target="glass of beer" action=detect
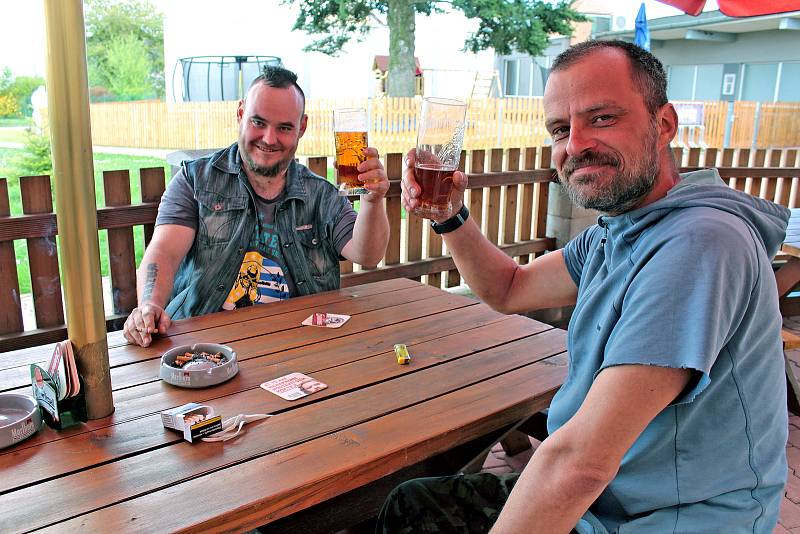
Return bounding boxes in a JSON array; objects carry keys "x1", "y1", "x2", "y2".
[
  {"x1": 412, "y1": 97, "x2": 467, "y2": 219},
  {"x1": 333, "y1": 108, "x2": 369, "y2": 195}
]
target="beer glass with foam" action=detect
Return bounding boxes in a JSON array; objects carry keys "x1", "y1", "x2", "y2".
[{"x1": 333, "y1": 108, "x2": 369, "y2": 195}]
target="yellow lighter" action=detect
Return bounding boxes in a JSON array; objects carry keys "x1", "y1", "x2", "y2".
[{"x1": 394, "y1": 343, "x2": 411, "y2": 365}]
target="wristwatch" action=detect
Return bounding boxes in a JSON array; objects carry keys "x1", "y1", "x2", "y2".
[{"x1": 431, "y1": 204, "x2": 469, "y2": 235}]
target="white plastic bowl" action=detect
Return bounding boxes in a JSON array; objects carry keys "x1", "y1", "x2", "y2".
[
  {"x1": 0, "y1": 393, "x2": 42, "y2": 449},
  {"x1": 159, "y1": 343, "x2": 239, "y2": 388}
]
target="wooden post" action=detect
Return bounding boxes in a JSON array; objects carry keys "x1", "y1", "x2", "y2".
[{"x1": 43, "y1": 0, "x2": 113, "y2": 419}]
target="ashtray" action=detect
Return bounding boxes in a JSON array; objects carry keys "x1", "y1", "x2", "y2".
[
  {"x1": 0, "y1": 393, "x2": 42, "y2": 449},
  {"x1": 159, "y1": 343, "x2": 239, "y2": 388}
]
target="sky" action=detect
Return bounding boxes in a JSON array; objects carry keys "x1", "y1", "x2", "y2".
[{"x1": 0, "y1": 0, "x2": 720, "y2": 79}]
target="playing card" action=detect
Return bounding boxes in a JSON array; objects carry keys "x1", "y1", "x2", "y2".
[
  {"x1": 260, "y1": 372, "x2": 328, "y2": 401},
  {"x1": 301, "y1": 313, "x2": 351, "y2": 328}
]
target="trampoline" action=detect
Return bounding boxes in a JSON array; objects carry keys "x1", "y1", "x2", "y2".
[{"x1": 173, "y1": 55, "x2": 282, "y2": 102}]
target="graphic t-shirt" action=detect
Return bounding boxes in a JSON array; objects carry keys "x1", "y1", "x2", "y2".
[
  {"x1": 156, "y1": 165, "x2": 359, "y2": 314},
  {"x1": 222, "y1": 194, "x2": 293, "y2": 309}
]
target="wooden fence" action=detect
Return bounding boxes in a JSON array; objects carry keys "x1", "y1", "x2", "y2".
[
  {"x1": 0, "y1": 146, "x2": 556, "y2": 353},
  {"x1": 3, "y1": 144, "x2": 799, "y2": 353},
  {"x1": 85, "y1": 98, "x2": 800, "y2": 155}
]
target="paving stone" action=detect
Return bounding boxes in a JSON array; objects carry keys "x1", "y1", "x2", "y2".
[
  {"x1": 482, "y1": 465, "x2": 514, "y2": 475},
  {"x1": 788, "y1": 447, "x2": 800, "y2": 471},
  {"x1": 781, "y1": 498, "x2": 800, "y2": 528},
  {"x1": 506, "y1": 449, "x2": 535, "y2": 473},
  {"x1": 786, "y1": 473, "x2": 800, "y2": 504},
  {"x1": 790, "y1": 428, "x2": 800, "y2": 448},
  {"x1": 482, "y1": 453, "x2": 509, "y2": 470}
]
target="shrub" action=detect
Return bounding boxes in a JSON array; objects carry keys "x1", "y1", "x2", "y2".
[
  {"x1": 13, "y1": 129, "x2": 52, "y2": 176},
  {"x1": 0, "y1": 94, "x2": 19, "y2": 118}
]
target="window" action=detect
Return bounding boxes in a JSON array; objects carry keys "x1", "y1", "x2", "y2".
[
  {"x1": 667, "y1": 65, "x2": 694, "y2": 100},
  {"x1": 694, "y1": 64, "x2": 724, "y2": 100},
  {"x1": 741, "y1": 63, "x2": 778, "y2": 102},
  {"x1": 504, "y1": 59, "x2": 519, "y2": 96},
  {"x1": 590, "y1": 15, "x2": 611, "y2": 35},
  {"x1": 722, "y1": 74, "x2": 736, "y2": 96},
  {"x1": 778, "y1": 62, "x2": 800, "y2": 102}
]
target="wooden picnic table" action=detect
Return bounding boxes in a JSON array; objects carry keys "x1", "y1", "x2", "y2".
[{"x1": 0, "y1": 278, "x2": 567, "y2": 533}]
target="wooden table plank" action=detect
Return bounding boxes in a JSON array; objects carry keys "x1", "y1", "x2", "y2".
[
  {"x1": 0, "y1": 281, "x2": 569, "y2": 533},
  {"x1": 0, "y1": 278, "x2": 420, "y2": 368},
  {"x1": 0, "y1": 327, "x2": 566, "y2": 531},
  {"x1": 0, "y1": 303, "x2": 517, "y2": 461},
  {"x1": 40, "y1": 354, "x2": 567, "y2": 533},
  {"x1": 1, "y1": 295, "x2": 489, "y2": 455},
  {"x1": 0, "y1": 313, "x2": 550, "y2": 491},
  {"x1": 0, "y1": 283, "x2": 464, "y2": 391}
]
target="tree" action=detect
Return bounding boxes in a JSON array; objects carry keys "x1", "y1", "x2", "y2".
[
  {"x1": 8, "y1": 76, "x2": 46, "y2": 116},
  {"x1": 84, "y1": 0, "x2": 164, "y2": 99},
  {"x1": 105, "y1": 35, "x2": 155, "y2": 100},
  {"x1": 0, "y1": 67, "x2": 12, "y2": 94},
  {"x1": 0, "y1": 68, "x2": 45, "y2": 118},
  {"x1": 285, "y1": 0, "x2": 585, "y2": 97}
]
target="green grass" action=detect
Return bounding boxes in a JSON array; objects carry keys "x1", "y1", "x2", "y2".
[
  {"x1": 1, "y1": 147, "x2": 170, "y2": 294},
  {"x1": 0, "y1": 127, "x2": 27, "y2": 144},
  {"x1": 0, "y1": 117, "x2": 33, "y2": 127}
]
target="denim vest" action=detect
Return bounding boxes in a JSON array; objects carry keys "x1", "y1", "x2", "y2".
[{"x1": 165, "y1": 144, "x2": 345, "y2": 320}]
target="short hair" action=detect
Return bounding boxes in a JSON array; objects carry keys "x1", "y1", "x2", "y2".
[
  {"x1": 248, "y1": 65, "x2": 306, "y2": 111},
  {"x1": 551, "y1": 40, "x2": 667, "y2": 115}
]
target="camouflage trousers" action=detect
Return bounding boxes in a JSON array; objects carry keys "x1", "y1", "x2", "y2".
[{"x1": 375, "y1": 472, "x2": 520, "y2": 534}]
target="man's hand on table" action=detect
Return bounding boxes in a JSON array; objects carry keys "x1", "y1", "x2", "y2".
[{"x1": 123, "y1": 303, "x2": 171, "y2": 347}]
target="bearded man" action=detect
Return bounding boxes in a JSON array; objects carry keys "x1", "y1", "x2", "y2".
[
  {"x1": 124, "y1": 66, "x2": 390, "y2": 347},
  {"x1": 384, "y1": 40, "x2": 789, "y2": 533}
]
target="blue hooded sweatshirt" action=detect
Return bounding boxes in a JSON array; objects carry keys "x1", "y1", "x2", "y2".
[{"x1": 555, "y1": 169, "x2": 789, "y2": 533}]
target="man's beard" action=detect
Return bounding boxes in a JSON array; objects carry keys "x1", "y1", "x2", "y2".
[
  {"x1": 558, "y1": 124, "x2": 660, "y2": 215},
  {"x1": 239, "y1": 141, "x2": 293, "y2": 178}
]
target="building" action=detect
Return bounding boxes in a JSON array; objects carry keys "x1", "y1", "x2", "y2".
[
  {"x1": 597, "y1": 10, "x2": 800, "y2": 103},
  {"x1": 495, "y1": 3, "x2": 800, "y2": 103},
  {"x1": 493, "y1": 0, "x2": 621, "y2": 97}
]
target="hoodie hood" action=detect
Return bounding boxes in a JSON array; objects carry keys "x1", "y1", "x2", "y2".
[{"x1": 598, "y1": 168, "x2": 790, "y2": 259}]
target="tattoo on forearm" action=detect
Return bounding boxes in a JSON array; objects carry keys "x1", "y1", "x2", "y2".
[{"x1": 142, "y1": 263, "x2": 158, "y2": 303}]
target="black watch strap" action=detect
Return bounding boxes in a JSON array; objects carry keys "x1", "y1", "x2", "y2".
[{"x1": 431, "y1": 204, "x2": 469, "y2": 235}]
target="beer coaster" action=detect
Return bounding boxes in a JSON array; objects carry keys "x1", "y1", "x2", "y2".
[
  {"x1": 260, "y1": 372, "x2": 328, "y2": 401},
  {"x1": 47, "y1": 343, "x2": 67, "y2": 401},
  {"x1": 301, "y1": 313, "x2": 350, "y2": 328}
]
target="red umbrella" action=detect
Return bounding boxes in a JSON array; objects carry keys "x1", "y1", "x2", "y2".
[{"x1": 657, "y1": 0, "x2": 800, "y2": 17}]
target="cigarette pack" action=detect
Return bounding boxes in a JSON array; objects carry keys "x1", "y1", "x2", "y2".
[{"x1": 161, "y1": 403, "x2": 223, "y2": 443}]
